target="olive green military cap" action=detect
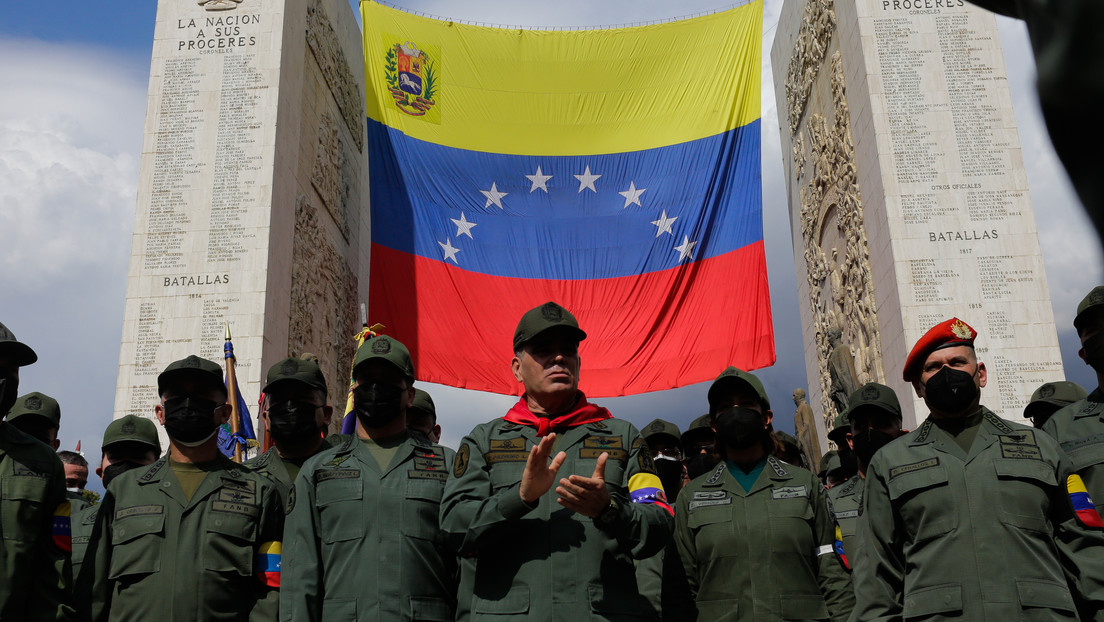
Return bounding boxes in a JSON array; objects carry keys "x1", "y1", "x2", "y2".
[
  {"x1": 0, "y1": 321, "x2": 37, "y2": 367},
  {"x1": 513, "y1": 302, "x2": 587, "y2": 350},
  {"x1": 157, "y1": 355, "x2": 225, "y2": 396},
  {"x1": 6, "y1": 392, "x2": 60, "y2": 426},
  {"x1": 681, "y1": 413, "x2": 714, "y2": 447},
  {"x1": 410, "y1": 388, "x2": 436, "y2": 418},
  {"x1": 818, "y1": 450, "x2": 840, "y2": 479},
  {"x1": 1025, "y1": 381, "x2": 1089, "y2": 420},
  {"x1": 774, "y1": 430, "x2": 800, "y2": 450},
  {"x1": 707, "y1": 367, "x2": 770, "y2": 413},
  {"x1": 845, "y1": 382, "x2": 902, "y2": 423},
  {"x1": 1074, "y1": 285, "x2": 1104, "y2": 335},
  {"x1": 352, "y1": 335, "x2": 415, "y2": 381},
  {"x1": 263, "y1": 357, "x2": 327, "y2": 395},
  {"x1": 827, "y1": 412, "x2": 850, "y2": 443},
  {"x1": 642, "y1": 418, "x2": 681, "y2": 445},
  {"x1": 103, "y1": 414, "x2": 161, "y2": 451}
]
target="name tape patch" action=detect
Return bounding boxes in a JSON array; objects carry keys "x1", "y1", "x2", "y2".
[{"x1": 889, "y1": 457, "x2": 940, "y2": 480}]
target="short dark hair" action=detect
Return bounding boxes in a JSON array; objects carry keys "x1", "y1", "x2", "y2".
[{"x1": 57, "y1": 450, "x2": 87, "y2": 468}]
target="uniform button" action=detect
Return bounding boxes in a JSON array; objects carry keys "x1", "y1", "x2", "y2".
[
  {"x1": 215, "y1": 519, "x2": 223, "y2": 527},
  {"x1": 1027, "y1": 589, "x2": 1035, "y2": 598},
  {"x1": 162, "y1": 482, "x2": 171, "y2": 488},
  {"x1": 944, "y1": 595, "x2": 951, "y2": 604}
]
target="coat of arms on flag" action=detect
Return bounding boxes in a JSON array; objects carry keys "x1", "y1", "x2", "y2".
[{"x1": 384, "y1": 40, "x2": 439, "y2": 120}]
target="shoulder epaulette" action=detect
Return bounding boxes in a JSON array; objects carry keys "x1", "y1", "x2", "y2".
[{"x1": 138, "y1": 458, "x2": 167, "y2": 483}]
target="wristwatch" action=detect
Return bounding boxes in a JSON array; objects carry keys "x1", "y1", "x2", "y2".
[{"x1": 594, "y1": 498, "x2": 621, "y2": 530}]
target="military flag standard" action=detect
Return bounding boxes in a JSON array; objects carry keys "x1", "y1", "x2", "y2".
[{"x1": 363, "y1": 1, "x2": 772, "y2": 396}]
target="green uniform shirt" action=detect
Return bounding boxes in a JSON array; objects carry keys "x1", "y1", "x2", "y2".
[
  {"x1": 675, "y1": 456, "x2": 854, "y2": 622},
  {"x1": 1041, "y1": 388, "x2": 1104, "y2": 514},
  {"x1": 280, "y1": 431, "x2": 457, "y2": 622},
  {"x1": 826, "y1": 474, "x2": 863, "y2": 571},
  {"x1": 79, "y1": 455, "x2": 284, "y2": 622},
  {"x1": 70, "y1": 504, "x2": 99, "y2": 585},
  {"x1": 440, "y1": 416, "x2": 673, "y2": 622},
  {"x1": 67, "y1": 490, "x2": 92, "y2": 513},
  {"x1": 0, "y1": 421, "x2": 73, "y2": 621},
  {"x1": 853, "y1": 408, "x2": 1104, "y2": 621},
  {"x1": 243, "y1": 434, "x2": 348, "y2": 504}
]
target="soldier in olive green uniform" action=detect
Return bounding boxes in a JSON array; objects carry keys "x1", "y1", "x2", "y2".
[
  {"x1": 245, "y1": 357, "x2": 341, "y2": 503},
  {"x1": 682, "y1": 413, "x2": 718, "y2": 481},
  {"x1": 281, "y1": 335, "x2": 456, "y2": 622},
  {"x1": 80, "y1": 355, "x2": 284, "y2": 622},
  {"x1": 440, "y1": 302, "x2": 673, "y2": 621},
  {"x1": 854, "y1": 318, "x2": 1104, "y2": 620},
  {"x1": 826, "y1": 383, "x2": 904, "y2": 573},
  {"x1": 1026, "y1": 381, "x2": 1087, "y2": 430},
  {"x1": 70, "y1": 414, "x2": 162, "y2": 583},
  {"x1": 7, "y1": 390, "x2": 62, "y2": 450},
  {"x1": 408, "y1": 388, "x2": 444, "y2": 445},
  {"x1": 1042, "y1": 287, "x2": 1104, "y2": 515},
  {"x1": 675, "y1": 367, "x2": 853, "y2": 622},
  {"x1": 0, "y1": 322, "x2": 74, "y2": 621}
]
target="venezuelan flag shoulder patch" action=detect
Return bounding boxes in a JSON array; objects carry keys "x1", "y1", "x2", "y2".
[
  {"x1": 1068, "y1": 474, "x2": 1104, "y2": 528},
  {"x1": 833, "y1": 524, "x2": 850, "y2": 571},
  {"x1": 628, "y1": 472, "x2": 674, "y2": 516},
  {"x1": 52, "y1": 501, "x2": 72, "y2": 553},
  {"x1": 256, "y1": 541, "x2": 281, "y2": 587}
]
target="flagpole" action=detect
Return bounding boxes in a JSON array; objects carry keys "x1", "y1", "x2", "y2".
[{"x1": 224, "y1": 322, "x2": 243, "y2": 463}]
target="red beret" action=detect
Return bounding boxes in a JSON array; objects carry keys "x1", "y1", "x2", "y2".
[{"x1": 903, "y1": 318, "x2": 977, "y2": 382}]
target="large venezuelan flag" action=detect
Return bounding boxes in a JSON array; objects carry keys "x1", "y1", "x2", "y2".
[{"x1": 363, "y1": 1, "x2": 772, "y2": 397}]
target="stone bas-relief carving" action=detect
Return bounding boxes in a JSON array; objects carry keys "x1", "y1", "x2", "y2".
[
  {"x1": 199, "y1": 0, "x2": 242, "y2": 10},
  {"x1": 788, "y1": 11, "x2": 885, "y2": 429},
  {"x1": 289, "y1": 194, "x2": 359, "y2": 434},
  {"x1": 311, "y1": 113, "x2": 351, "y2": 240},
  {"x1": 307, "y1": 0, "x2": 365, "y2": 151},
  {"x1": 792, "y1": 389, "x2": 823, "y2": 469}
]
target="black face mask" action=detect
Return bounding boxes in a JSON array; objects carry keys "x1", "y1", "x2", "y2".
[
  {"x1": 714, "y1": 407, "x2": 766, "y2": 451},
  {"x1": 653, "y1": 456, "x2": 684, "y2": 503},
  {"x1": 102, "y1": 461, "x2": 147, "y2": 488},
  {"x1": 353, "y1": 382, "x2": 405, "y2": 428},
  {"x1": 1083, "y1": 332, "x2": 1104, "y2": 373},
  {"x1": 267, "y1": 400, "x2": 321, "y2": 443},
  {"x1": 852, "y1": 429, "x2": 896, "y2": 467},
  {"x1": 0, "y1": 374, "x2": 18, "y2": 420},
  {"x1": 163, "y1": 396, "x2": 220, "y2": 445},
  {"x1": 685, "y1": 452, "x2": 718, "y2": 480},
  {"x1": 923, "y1": 366, "x2": 979, "y2": 415}
]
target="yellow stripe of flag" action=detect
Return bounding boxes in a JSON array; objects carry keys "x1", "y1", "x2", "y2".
[{"x1": 362, "y1": 1, "x2": 763, "y2": 155}]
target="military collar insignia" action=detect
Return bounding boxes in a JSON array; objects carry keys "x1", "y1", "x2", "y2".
[
  {"x1": 984, "y1": 411, "x2": 1013, "y2": 434},
  {"x1": 767, "y1": 456, "x2": 788, "y2": 478},
  {"x1": 838, "y1": 476, "x2": 858, "y2": 495},
  {"x1": 587, "y1": 420, "x2": 608, "y2": 431},
  {"x1": 912, "y1": 420, "x2": 934, "y2": 443},
  {"x1": 500, "y1": 422, "x2": 522, "y2": 432},
  {"x1": 138, "y1": 459, "x2": 167, "y2": 484},
  {"x1": 703, "y1": 462, "x2": 726, "y2": 486}
]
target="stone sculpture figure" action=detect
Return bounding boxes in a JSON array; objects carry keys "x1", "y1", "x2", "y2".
[
  {"x1": 792, "y1": 388, "x2": 823, "y2": 470},
  {"x1": 827, "y1": 326, "x2": 859, "y2": 416}
]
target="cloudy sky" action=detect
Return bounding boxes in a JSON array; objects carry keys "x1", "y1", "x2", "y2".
[{"x1": 0, "y1": 1, "x2": 1100, "y2": 484}]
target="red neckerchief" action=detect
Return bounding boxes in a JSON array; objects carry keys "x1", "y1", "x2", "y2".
[{"x1": 502, "y1": 393, "x2": 612, "y2": 437}]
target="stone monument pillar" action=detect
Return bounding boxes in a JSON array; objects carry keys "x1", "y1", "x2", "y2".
[
  {"x1": 771, "y1": 0, "x2": 1064, "y2": 435},
  {"x1": 113, "y1": 0, "x2": 368, "y2": 444}
]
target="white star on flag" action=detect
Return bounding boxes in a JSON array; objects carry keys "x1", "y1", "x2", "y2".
[
  {"x1": 451, "y1": 212, "x2": 477, "y2": 238},
  {"x1": 438, "y1": 238, "x2": 460, "y2": 264},
  {"x1": 673, "y1": 235, "x2": 698, "y2": 262},
  {"x1": 574, "y1": 166, "x2": 601, "y2": 193},
  {"x1": 619, "y1": 181, "x2": 646, "y2": 208},
  {"x1": 650, "y1": 210, "x2": 677, "y2": 237},
  {"x1": 481, "y1": 182, "x2": 508, "y2": 208},
  {"x1": 526, "y1": 166, "x2": 552, "y2": 193}
]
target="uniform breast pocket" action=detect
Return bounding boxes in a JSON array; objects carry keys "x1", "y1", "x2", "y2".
[
  {"x1": 1, "y1": 475, "x2": 49, "y2": 541},
  {"x1": 488, "y1": 462, "x2": 526, "y2": 493},
  {"x1": 994, "y1": 459, "x2": 1055, "y2": 532},
  {"x1": 402, "y1": 478, "x2": 444, "y2": 541},
  {"x1": 317, "y1": 479, "x2": 364, "y2": 543},
  {"x1": 767, "y1": 497, "x2": 815, "y2": 554},
  {"x1": 687, "y1": 503, "x2": 734, "y2": 559},
  {"x1": 205, "y1": 510, "x2": 257, "y2": 575},
  {"x1": 887, "y1": 465, "x2": 955, "y2": 543},
  {"x1": 109, "y1": 511, "x2": 165, "y2": 580}
]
